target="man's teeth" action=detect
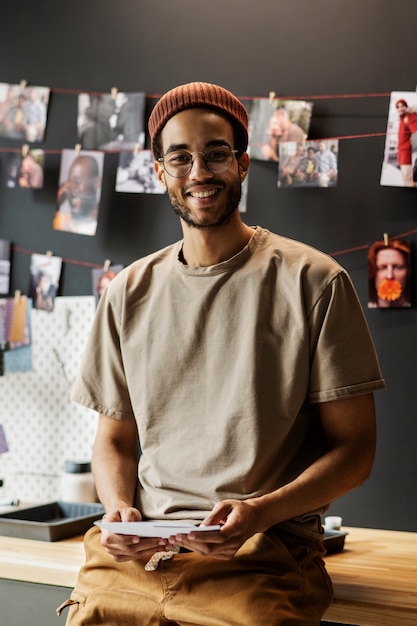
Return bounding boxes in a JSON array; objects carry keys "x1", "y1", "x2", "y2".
[{"x1": 190, "y1": 189, "x2": 217, "y2": 198}]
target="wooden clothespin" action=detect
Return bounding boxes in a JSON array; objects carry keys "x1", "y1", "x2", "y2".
[
  {"x1": 383, "y1": 233, "x2": 389, "y2": 246},
  {"x1": 46, "y1": 250, "x2": 53, "y2": 258},
  {"x1": 111, "y1": 87, "x2": 118, "y2": 100},
  {"x1": 21, "y1": 144, "x2": 30, "y2": 157},
  {"x1": 19, "y1": 79, "x2": 27, "y2": 93},
  {"x1": 103, "y1": 259, "x2": 111, "y2": 272},
  {"x1": 269, "y1": 91, "x2": 276, "y2": 104},
  {"x1": 14, "y1": 289, "x2": 21, "y2": 303},
  {"x1": 134, "y1": 143, "x2": 140, "y2": 155},
  {"x1": 74, "y1": 143, "x2": 81, "y2": 154}
]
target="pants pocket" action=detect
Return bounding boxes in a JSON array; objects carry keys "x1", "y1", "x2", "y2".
[{"x1": 56, "y1": 590, "x2": 87, "y2": 620}]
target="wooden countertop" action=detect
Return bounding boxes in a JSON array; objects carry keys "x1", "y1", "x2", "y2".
[
  {"x1": 323, "y1": 526, "x2": 417, "y2": 625},
  {"x1": 0, "y1": 533, "x2": 85, "y2": 587},
  {"x1": 0, "y1": 525, "x2": 416, "y2": 624}
]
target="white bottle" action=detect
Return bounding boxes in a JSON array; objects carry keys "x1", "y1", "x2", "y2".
[{"x1": 60, "y1": 460, "x2": 97, "y2": 503}]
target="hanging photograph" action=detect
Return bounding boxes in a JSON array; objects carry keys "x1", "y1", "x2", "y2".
[
  {"x1": 78, "y1": 91, "x2": 145, "y2": 151},
  {"x1": 0, "y1": 295, "x2": 31, "y2": 348},
  {"x1": 116, "y1": 149, "x2": 164, "y2": 193},
  {"x1": 248, "y1": 97, "x2": 313, "y2": 162},
  {"x1": 54, "y1": 149, "x2": 104, "y2": 236},
  {"x1": 0, "y1": 240, "x2": 11, "y2": 295},
  {"x1": 28, "y1": 253, "x2": 62, "y2": 312},
  {"x1": 5, "y1": 148, "x2": 45, "y2": 189},
  {"x1": 92, "y1": 264, "x2": 123, "y2": 307},
  {"x1": 278, "y1": 140, "x2": 338, "y2": 188},
  {"x1": 0, "y1": 82, "x2": 50, "y2": 142},
  {"x1": 380, "y1": 91, "x2": 417, "y2": 188},
  {"x1": 368, "y1": 238, "x2": 412, "y2": 308},
  {"x1": 0, "y1": 296, "x2": 33, "y2": 374}
]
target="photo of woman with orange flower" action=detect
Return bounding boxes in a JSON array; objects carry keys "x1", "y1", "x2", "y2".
[{"x1": 368, "y1": 238, "x2": 412, "y2": 308}]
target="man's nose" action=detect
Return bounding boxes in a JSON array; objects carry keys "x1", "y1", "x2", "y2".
[{"x1": 188, "y1": 154, "x2": 213, "y2": 179}]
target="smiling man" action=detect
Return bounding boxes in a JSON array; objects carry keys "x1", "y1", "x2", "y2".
[{"x1": 61, "y1": 82, "x2": 385, "y2": 625}]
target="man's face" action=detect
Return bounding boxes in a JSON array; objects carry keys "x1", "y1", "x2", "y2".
[
  {"x1": 155, "y1": 108, "x2": 248, "y2": 230},
  {"x1": 67, "y1": 160, "x2": 98, "y2": 218},
  {"x1": 375, "y1": 248, "x2": 408, "y2": 290},
  {"x1": 20, "y1": 156, "x2": 33, "y2": 176},
  {"x1": 268, "y1": 109, "x2": 289, "y2": 136},
  {"x1": 396, "y1": 102, "x2": 407, "y2": 117}
]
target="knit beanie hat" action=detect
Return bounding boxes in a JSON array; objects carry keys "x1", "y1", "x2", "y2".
[{"x1": 148, "y1": 82, "x2": 248, "y2": 154}]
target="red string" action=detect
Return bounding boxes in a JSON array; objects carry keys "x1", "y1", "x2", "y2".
[
  {"x1": 12, "y1": 226, "x2": 417, "y2": 273},
  {"x1": 3, "y1": 86, "x2": 413, "y2": 273},
  {"x1": 50, "y1": 86, "x2": 391, "y2": 101},
  {"x1": 12, "y1": 245, "x2": 103, "y2": 269},
  {"x1": 329, "y1": 229, "x2": 417, "y2": 257}
]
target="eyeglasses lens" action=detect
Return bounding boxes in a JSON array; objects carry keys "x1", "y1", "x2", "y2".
[{"x1": 162, "y1": 146, "x2": 235, "y2": 177}]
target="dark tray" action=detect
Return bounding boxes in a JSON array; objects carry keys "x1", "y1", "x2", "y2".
[
  {"x1": 0, "y1": 501, "x2": 104, "y2": 542},
  {"x1": 323, "y1": 529, "x2": 348, "y2": 554}
]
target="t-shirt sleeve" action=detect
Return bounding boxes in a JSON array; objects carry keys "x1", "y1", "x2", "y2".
[
  {"x1": 308, "y1": 270, "x2": 385, "y2": 403},
  {"x1": 71, "y1": 281, "x2": 135, "y2": 420}
]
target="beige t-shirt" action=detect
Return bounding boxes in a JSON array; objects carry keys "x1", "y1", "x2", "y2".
[{"x1": 72, "y1": 227, "x2": 384, "y2": 524}]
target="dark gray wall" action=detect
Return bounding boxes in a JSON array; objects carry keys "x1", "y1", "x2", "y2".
[{"x1": 0, "y1": 1, "x2": 416, "y2": 531}]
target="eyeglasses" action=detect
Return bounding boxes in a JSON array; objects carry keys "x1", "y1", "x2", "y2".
[{"x1": 158, "y1": 145, "x2": 238, "y2": 178}]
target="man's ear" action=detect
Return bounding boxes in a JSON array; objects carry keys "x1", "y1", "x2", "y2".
[
  {"x1": 154, "y1": 160, "x2": 167, "y2": 190},
  {"x1": 238, "y1": 152, "x2": 250, "y2": 183}
]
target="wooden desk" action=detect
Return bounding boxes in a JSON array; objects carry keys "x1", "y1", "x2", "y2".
[
  {"x1": 0, "y1": 526, "x2": 416, "y2": 625},
  {"x1": 323, "y1": 526, "x2": 417, "y2": 625},
  {"x1": 0, "y1": 533, "x2": 84, "y2": 587}
]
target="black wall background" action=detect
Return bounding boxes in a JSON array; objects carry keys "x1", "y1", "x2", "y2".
[{"x1": 0, "y1": 1, "x2": 416, "y2": 531}]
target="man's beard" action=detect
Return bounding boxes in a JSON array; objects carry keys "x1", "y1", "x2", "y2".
[{"x1": 167, "y1": 179, "x2": 242, "y2": 229}]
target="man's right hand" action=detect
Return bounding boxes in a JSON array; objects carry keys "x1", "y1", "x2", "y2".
[{"x1": 99, "y1": 507, "x2": 169, "y2": 562}]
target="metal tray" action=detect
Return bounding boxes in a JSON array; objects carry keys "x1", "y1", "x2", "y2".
[
  {"x1": 0, "y1": 501, "x2": 104, "y2": 542},
  {"x1": 323, "y1": 529, "x2": 348, "y2": 554}
]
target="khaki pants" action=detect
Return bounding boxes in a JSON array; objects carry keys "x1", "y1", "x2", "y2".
[{"x1": 58, "y1": 525, "x2": 332, "y2": 625}]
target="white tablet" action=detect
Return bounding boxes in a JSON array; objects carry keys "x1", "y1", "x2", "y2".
[{"x1": 95, "y1": 520, "x2": 221, "y2": 538}]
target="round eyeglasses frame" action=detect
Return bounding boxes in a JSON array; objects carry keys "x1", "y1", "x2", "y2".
[{"x1": 158, "y1": 145, "x2": 238, "y2": 178}]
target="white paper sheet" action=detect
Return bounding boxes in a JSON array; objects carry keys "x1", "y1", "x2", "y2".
[{"x1": 95, "y1": 521, "x2": 221, "y2": 538}]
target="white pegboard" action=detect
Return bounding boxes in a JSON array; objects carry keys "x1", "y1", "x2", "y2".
[{"x1": 0, "y1": 296, "x2": 98, "y2": 503}]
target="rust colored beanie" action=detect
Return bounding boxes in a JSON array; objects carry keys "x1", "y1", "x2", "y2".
[{"x1": 148, "y1": 82, "x2": 248, "y2": 154}]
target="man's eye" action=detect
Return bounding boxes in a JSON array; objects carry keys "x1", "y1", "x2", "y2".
[
  {"x1": 169, "y1": 153, "x2": 190, "y2": 164},
  {"x1": 207, "y1": 150, "x2": 228, "y2": 162}
]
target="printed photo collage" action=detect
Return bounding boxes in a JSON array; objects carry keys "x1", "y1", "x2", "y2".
[{"x1": 0, "y1": 83, "x2": 415, "y2": 319}]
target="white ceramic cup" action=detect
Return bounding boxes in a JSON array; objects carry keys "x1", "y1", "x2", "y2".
[{"x1": 324, "y1": 515, "x2": 343, "y2": 530}]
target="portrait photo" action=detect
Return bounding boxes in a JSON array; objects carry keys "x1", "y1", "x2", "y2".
[
  {"x1": 54, "y1": 149, "x2": 104, "y2": 236},
  {"x1": 278, "y1": 140, "x2": 339, "y2": 188},
  {"x1": 368, "y1": 238, "x2": 412, "y2": 308},
  {"x1": 116, "y1": 149, "x2": 164, "y2": 194},
  {"x1": 380, "y1": 91, "x2": 417, "y2": 188},
  {"x1": 249, "y1": 97, "x2": 313, "y2": 162},
  {"x1": 0, "y1": 82, "x2": 50, "y2": 142},
  {"x1": 28, "y1": 253, "x2": 62, "y2": 312},
  {"x1": 0, "y1": 240, "x2": 11, "y2": 295},
  {"x1": 5, "y1": 148, "x2": 45, "y2": 189},
  {"x1": 92, "y1": 264, "x2": 123, "y2": 307},
  {"x1": 78, "y1": 91, "x2": 145, "y2": 151}
]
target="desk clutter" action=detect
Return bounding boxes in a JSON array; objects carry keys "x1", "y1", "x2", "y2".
[{"x1": 0, "y1": 501, "x2": 104, "y2": 542}]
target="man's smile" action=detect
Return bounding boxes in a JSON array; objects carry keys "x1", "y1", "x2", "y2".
[{"x1": 188, "y1": 187, "x2": 220, "y2": 199}]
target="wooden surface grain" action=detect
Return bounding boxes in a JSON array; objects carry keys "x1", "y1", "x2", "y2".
[{"x1": 0, "y1": 525, "x2": 416, "y2": 624}]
